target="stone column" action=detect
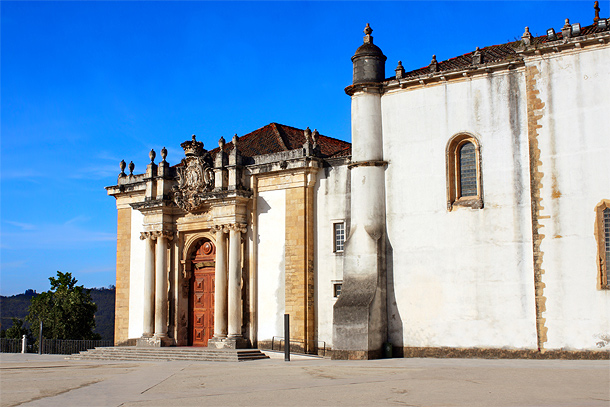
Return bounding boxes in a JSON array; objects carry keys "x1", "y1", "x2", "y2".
[
  {"x1": 154, "y1": 232, "x2": 170, "y2": 338},
  {"x1": 213, "y1": 226, "x2": 228, "y2": 338},
  {"x1": 141, "y1": 232, "x2": 155, "y2": 337},
  {"x1": 227, "y1": 224, "x2": 246, "y2": 338}
]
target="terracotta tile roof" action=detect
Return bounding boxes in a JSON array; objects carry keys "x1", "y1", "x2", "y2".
[
  {"x1": 393, "y1": 20, "x2": 609, "y2": 80},
  {"x1": 400, "y1": 43, "x2": 520, "y2": 79},
  {"x1": 327, "y1": 146, "x2": 352, "y2": 158},
  {"x1": 209, "y1": 123, "x2": 351, "y2": 159}
]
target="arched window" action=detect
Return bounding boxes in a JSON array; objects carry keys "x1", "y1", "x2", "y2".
[
  {"x1": 446, "y1": 134, "x2": 483, "y2": 211},
  {"x1": 595, "y1": 200, "x2": 610, "y2": 289}
]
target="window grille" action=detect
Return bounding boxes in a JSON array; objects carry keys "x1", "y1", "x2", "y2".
[
  {"x1": 596, "y1": 202, "x2": 610, "y2": 289},
  {"x1": 459, "y1": 142, "x2": 477, "y2": 197},
  {"x1": 334, "y1": 223, "x2": 345, "y2": 252},
  {"x1": 605, "y1": 208, "x2": 610, "y2": 273}
]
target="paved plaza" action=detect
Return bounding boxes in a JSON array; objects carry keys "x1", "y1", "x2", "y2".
[{"x1": 1, "y1": 352, "x2": 608, "y2": 407}]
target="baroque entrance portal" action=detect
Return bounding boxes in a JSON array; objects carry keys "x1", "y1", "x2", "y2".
[{"x1": 188, "y1": 239, "x2": 215, "y2": 346}]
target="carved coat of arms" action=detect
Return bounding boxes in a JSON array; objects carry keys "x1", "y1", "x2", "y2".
[{"x1": 172, "y1": 135, "x2": 215, "y2": 212}]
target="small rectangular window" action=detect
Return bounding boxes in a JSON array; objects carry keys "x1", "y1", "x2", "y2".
[
  {"x1": 334, "y1": 222, "x2": 345, "y2": 252},
  {"x1": 604, "y1": 208, "x2": 610, "y2": 286},
  {"x1": 595, "y1": 201, "x2": 610, "y2": 289},
  {"x1": 333, "y1": 283, "x2": 342, "y2": 298}
]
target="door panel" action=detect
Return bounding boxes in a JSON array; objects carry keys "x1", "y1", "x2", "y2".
[
  {"x1": 190, "y1": 269, "x2": 214, "y2": 346},
  {"x1": 188, "y1": 240, "x2": 216, "y2": 347}
]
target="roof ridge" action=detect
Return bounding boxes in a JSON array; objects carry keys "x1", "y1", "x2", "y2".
[
  {"x1": 269, "y1": 122, "x2": 304, "y2": 132},
  {"x1": 273, "y1": 122, "x2": 351, "y2": 145},
  {"x1": 270, "y1": 123, "x2": 289, "y2": 150}
]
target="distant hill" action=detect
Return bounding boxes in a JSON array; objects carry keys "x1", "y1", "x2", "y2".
[{"x1": 0, "y1": 287, "x2": 115, "y2": 342}]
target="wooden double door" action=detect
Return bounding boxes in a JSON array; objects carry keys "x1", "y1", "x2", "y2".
[{"x1": 188, "y1": 240, "x2": 215, "y2": 347}]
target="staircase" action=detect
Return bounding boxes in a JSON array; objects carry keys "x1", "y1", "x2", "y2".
[{"x1": 69, "y1": 346, "x2": 269, "y2": 362}]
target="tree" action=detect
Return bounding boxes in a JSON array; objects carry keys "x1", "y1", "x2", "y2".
[
  {"x1": 26, "y1": 271, "x2": 100, "y2": 341},
  {"x1": 1, "y1": 318, "x2": 33, "y2": 342}
]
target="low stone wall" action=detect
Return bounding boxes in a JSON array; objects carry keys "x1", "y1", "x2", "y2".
[
  {"x1": 398, "y1": 346, "x2": 610, "y2": 360},
  {"x1": 258, "y1": 340, "x2": 328, "y2": 356}
]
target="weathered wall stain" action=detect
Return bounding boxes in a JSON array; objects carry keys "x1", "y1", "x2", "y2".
[{"x1": 526, "y1": 64, "x2": 548, "y2": 351}]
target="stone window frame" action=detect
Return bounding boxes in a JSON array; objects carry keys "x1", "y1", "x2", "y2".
[
  {"x1": 594, "y1": 199, "x2": 610, "y2": 290},
  {"x1": 333, "y1": 221, "x2": 346, "y2": 253},
  {"x1": 332, "y1": 281, "x2": 343, "y2": 298},
  {"x1": 446, "y1": 133, "x2": 484, "y2": 211}
]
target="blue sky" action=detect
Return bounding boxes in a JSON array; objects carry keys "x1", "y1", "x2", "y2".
[{"x1": 0, "y1": 1, "x2": 601, "y2": 296}]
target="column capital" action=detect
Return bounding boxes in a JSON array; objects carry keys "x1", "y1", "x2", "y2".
[
  {"x1": 227, "y1": 223, "x2": 247, "y2": 234},
  {"x1": 211, "y1": 223, "x2": 247, "y2": 234},
  {"x1": 141, "y1": 230, "x2": 174, "y2": 241},
  {"x1": 153, "y1": 230, "x2": 174, "y2": 241},
  {"x1": 140, "y1": 231, "x2": 154, "y2": 240},
  {"x1": 211, "y1": 224, "x2": 229, "y2": 235}
]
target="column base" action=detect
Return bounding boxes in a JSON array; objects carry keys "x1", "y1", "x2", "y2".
[
  {"x1": 136, "y1": 336, "x2": 175, "y2": 347},
  {"x1": 208, "y1": 336, "x2": 249, "y2": 349}
]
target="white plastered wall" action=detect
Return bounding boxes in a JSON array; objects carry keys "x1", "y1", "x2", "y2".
[
  {"x1": 381, "y1": 70, "x2": 537, "y2": 349},
  {"x1": 314, "y1": 163, "x2": 349, "y2": 348},
  {"x1": 256, "y1": 189, "x2": 286, "y2": 342},
  {"x1": 128, "y1": 209, "x2": 145, "y2": 339},
  {"x1": 530, "y1": 45, "x2": 610, "y2": 350}
]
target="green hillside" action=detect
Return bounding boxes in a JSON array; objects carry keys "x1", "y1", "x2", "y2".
[{"x1": 0, "y1": 287, "x2": 115, "y2": 342}]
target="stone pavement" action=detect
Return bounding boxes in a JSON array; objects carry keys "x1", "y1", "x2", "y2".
[{"x1": 1, "y1": 352, "x2": 608, "y2": 407}]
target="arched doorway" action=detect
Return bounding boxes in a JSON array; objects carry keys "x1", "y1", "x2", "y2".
[{"x1": 188, "y1": 239, "x2": 215, "y2": 346}]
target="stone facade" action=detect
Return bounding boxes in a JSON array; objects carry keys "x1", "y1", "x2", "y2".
[{"x1": 107, "y1": 9, "x2": 610, "y2": 358}]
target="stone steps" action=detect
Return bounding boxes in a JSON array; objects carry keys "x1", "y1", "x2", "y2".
[{"x1": 68, "y1": 346, "x2": 269, "y2": 362}]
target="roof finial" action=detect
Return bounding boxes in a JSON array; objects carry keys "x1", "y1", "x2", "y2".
[
  {"x1": 312, "y1": 129, "x2": 319, "y2": 150},
  {"x1": 429, "y1": 55, "x2": 438, "y2": 73},
  {"x1": 594, "y1": 1, "x2": 600, "y2": 23},
  {"x1": 562, "y1": 18, "x2": 572, "y2": 39},
  {"x1": 522, "y1": 26, "x2": 533, "y2": 46},
  {"x1": 363, "y1": 23, "x2": 373, "y2": 44},
  {"x1": 119, "y1": 159, "x2": 126, "y2": 177},
  {"x1": 395, "y1": 61, "x2": 405, "y2": 79},
  {"x1": 304, "y1": 127, "x2": 312, "y2": 142},
  {"x1": 473, "y1": 47, "x2": 482, "y2": 65}
]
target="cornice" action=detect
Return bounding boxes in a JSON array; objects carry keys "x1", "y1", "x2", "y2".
[
  {"x1": 517, "y1": 30, "x2": 610, "y2": 58},
  {"x1": 106, "y1": 181, "x2": 147, "y2": 196},
  {"x1": 247, "y1": 155, "x2": 323, "y2": 175},
  {"x1": 383, "y1": 59, "x2": 524, "y2": 93},
  {"x1": 345, "y1": 82, "x2": 383, "y2": 96}
]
